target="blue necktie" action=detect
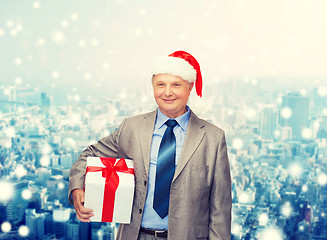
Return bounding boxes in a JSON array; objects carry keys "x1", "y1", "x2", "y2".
[{"x1": 153, "y1": 119, "x2": 178, "y2": 219}]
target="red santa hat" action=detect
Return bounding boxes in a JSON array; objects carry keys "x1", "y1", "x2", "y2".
[{"x1": 151, "y1": 50, "x2": 203, "y2": 97}]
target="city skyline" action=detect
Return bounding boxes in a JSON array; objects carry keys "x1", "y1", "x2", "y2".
[
  {"x1": 1, "y1": 76, "x2": 327, "y2": 239},
  {"x1": 1, "y1": 0, "x2": 327, "y2": 99}
]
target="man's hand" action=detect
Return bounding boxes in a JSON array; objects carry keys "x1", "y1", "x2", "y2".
[{"x1": 72, "y1": 189, "x2": 94, "y2": 222}]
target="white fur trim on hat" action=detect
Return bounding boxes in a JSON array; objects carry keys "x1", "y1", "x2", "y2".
[{"x1": 151, "y1": 56, "x2": 197, "y2": 83}]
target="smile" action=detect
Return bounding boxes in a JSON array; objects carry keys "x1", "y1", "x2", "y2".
[{"x1": 163, "y1": 99, "x2": 176, "y2": 103}]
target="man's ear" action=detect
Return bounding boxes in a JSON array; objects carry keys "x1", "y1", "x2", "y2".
[{"x1": 189, "y1": 82, "x2": 194, "y2": 91}]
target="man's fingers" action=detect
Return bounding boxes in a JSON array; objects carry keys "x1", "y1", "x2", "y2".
[
  {"x1": 75, "y1": 204, "x2": 94, "y2": 218},
  {"x1": 80, "y1": 192, "x2": 85, "y2": 204},
  {"x1": 75, "y1": 206, "x2": 94, "y2": 222},
  {"x1": 72, "y1": 189, "x2": 94, "y2": 222},
  {"x1": 76, "y1": 211, "x2": 94, "y2": 221},
  {"x1": 76, "y1": 213, "x2": 92, "y2": 222},
  {"x1": 72, "y1": 189, "x2": 92, "y2": 210}
]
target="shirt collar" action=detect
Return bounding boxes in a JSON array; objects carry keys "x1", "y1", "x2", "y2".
[{"x1": 156, "y1": 106, "x2": 191, "y2": 132}]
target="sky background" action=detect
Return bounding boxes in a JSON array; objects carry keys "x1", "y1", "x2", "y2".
[{"x1": 1, "y1": 0, "x2": 327, "y2": 103}]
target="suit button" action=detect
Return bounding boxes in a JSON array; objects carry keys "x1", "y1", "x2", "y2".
[
  {"x1": 144, "y1": 181, "x2": 147, "y2": 186},
  {"x1": 139, "y1": 209, "x2": 142, "y2": 214}
]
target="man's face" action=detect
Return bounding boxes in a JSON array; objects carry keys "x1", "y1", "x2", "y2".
[{"x1": 152, "y1": 73, "x2": 193, "y2": 118}]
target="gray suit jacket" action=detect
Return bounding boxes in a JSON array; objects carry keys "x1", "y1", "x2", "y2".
[{"x1": 69, "y1": 109, "x2": 231, "y2": 240}]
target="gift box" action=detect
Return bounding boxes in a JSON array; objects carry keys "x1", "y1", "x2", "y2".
[{"x1": 84, "y1": 157, "x2": 134, "y2": 223}]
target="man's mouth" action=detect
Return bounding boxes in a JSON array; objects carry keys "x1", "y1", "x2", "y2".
[{"x1": 163, "y1": 99, "x2": 176, "y2": 103}]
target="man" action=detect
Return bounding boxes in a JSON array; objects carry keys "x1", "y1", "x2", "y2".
[{"x1": 69, "y1": 51, "x2": 232, "y2": 239}]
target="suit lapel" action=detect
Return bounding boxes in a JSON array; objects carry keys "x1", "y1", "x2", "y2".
[
  {"x1": 173, "y1": 110, "x2": 205, "y2": 182},
  {"x1": 138, "y1": 109, "x2": 157, "y2": 176}
]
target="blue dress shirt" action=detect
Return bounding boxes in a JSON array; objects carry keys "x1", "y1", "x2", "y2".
[{"x1": 140, "y1": 106, "x2": 191, "y2": 230}]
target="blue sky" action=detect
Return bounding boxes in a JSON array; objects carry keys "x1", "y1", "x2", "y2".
[{"x1": 1, "y1": 0, "x2": 327, "y2": 101}]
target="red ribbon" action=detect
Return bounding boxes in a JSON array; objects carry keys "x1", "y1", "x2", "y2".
[{"x1": 86, "y1": 157, "x2": 134, "y2": 222}]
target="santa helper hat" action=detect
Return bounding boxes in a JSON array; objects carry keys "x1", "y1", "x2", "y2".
[{"x1": 151, "y1": 50, "x2": 203, "y2": 97}]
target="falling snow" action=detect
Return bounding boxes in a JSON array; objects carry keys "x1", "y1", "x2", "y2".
[
  {"x1": 1, "y1": 1, "x2": 327, "y2": 239},
  {"x1": 0, "y1": 181, "x2": 14, "y2": 202},
  {"x1": 281, "y1": 107, "x2": 292, "y2": 119},
  {"x1": 1, "y1": 222, "x2": 12, "y2": 233},
  {"x1": 18, "y1": 226, "x2": 29, "y2": 237}
]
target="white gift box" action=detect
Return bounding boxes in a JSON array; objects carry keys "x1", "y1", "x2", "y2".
[{"x1": 84, "y1": 157, "x2": 134, "y2": 223}]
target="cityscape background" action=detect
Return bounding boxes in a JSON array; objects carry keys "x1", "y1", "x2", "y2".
[{"x1": 1, "y1": 0, "x2": 327, "y2": 239}]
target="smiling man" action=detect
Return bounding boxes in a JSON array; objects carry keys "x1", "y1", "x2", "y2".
[
  {"x1": 69, "y1": 50, "x2": 232, "y2": 240},
  {"x1": 152, "y1": 73, "x2": 193, "y2": 119}
]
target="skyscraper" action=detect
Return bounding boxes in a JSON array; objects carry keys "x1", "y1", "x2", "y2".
[
  {"x1": 5, "y1": 181, "x2": 29, "y2": 226},
  {"x1": 25, "y1": 209, "x2": 45, "y2": 240},
  {"x1": 41, "y1": 92, "x2": 51, "y2": 114},
  {"x1": 279, "y1": 92, "x2": 309, "y2": 139},
  {"x1": 67, "y1": 218, "x2": 79, "y2": 240},
  {"x1": 260, "y1": 108, "x2": 278, "y2": 139}
]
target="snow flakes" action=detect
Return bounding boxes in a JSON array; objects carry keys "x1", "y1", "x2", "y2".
[
  {"x1": 139, "y1": 8, "x2": 147, "y2": 16},
  {"x1": 97, "y1": 229, "x2": 104, "y2": 237},
  {"x1": 84, "y1": 73, "x2": 91, "y2": 80},
  {"x1": 61, "y1": 20, "x2": 68, "y2": 28},
  {"x1": 14, "y1": 165, "x2": 27, "y2": 178},
  {"x1": 51, "y1": 30, "x2": 66, "y2": 45},
  {"x1": 317, "y1": 173, "x2": 327, "y2": 186},
  {"x1": 232, "y1": 138, "x2": 243, "y2": 150},
  {"x1": 91, "y1": 39, "x2": 99, "y2": 46},
  {"x1": 1, "y1": 222, "x2": 11, "y2": 233},
  {"x1": 71, "y1": 13, "x2": 79, "y2": 21},
  {"x1": 300, "y1": 88, "x2": 307, "y2": 95},
  {"x1": 22, "y1": 189, "x2": 32, "y2": 200},
  {"x1": 6, "y1": 20, "x2": 14, "y2": 28},
  {"x1": 245, "y1": 107, "x2": 257, "y2": 121},
  {"x1": 36, "y1": 38, "x2": 45, "y2": 46},
  {"x1": 42, "y1": 143, "x2": 52, "y2": 155},
  {"x1": 52, "y1": 71, "x2": 59, "y2": 79},
  {"x1": 33, "y1": 1, "x2": 40, "y2": 9},
  {"x1": 102, "y1": 62, "x2": 110, "y2": 70},
  {"x1": 78, "y1": 40, "x2": 86, "y2": 47},
  {"x1": 318, "y1": 86, "x2": 327, "y2": 97},
  {"x1": 40, "y1": 156, "x2": 50, "y2": 167},
  {"x1": 18, "y1": 225, "x2": 29, "y2": 237},
  {"x1": 280, "y1": 107, "x2": 292, "y2": 119},
  {"x1": 10, "y1": 29, "x2": 18, "y2": 36},
  {"x1": 15, "y1": 77, "x2": 22, "y2": 85},
  {"x1": 73, "y1": 94, "x2": 80, "y2": 102},
  {"x1": 261, "y1": 227, "x2": 283, "y2": 240},
  {"x1": 0, "y1": 181, "x2": 14, "y2": 202},
  {"x1": 57, "y1": 182, "x2": 65, "y2": 190},
  {"x1": 301, "y1": 128, "x2": 312, "y2": 139},
  {"x1": 258, "y1": 213, "x2": 269, "y2": 226},
  {"x1": 288, "y1": 163, "x2": 303, "y2": 178},
  {"x1": 231, "y1": 223, "x2": 241, "y2": 236},
  {"x1": 4, "y1": 127, "x2": 15, "y2": 138},
  {"x1": 281, "y1": 202, "x2": 293, "y2": 218},
  {"x1": 134, "y1": 28, "x2": 143, "y2": 35},
  {"x1": 238, "y1": 191, "x2": 252, "y2": 204},
  {"x1": 15, "y1": 58, "x2": 22, "y2": 65},
  {"x1": 16, "y1": 24, "x2": 23, "y2": 32}
]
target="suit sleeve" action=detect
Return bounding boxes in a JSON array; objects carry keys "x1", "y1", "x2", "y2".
[
  {"x1": 209, "y1": 131, "x2": 232, "y2": 239},
  {"x1": 68, "y1": 119, "x2": 126, "y2": 205}
]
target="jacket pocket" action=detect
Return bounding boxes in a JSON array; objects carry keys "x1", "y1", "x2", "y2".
[{"x1": 195, "y1": 226, "x2": 209, "y2": 239}]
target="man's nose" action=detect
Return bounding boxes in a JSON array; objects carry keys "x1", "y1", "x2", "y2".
[{"x1": 164, "y1": 86, "x2": 172, "y2": 96}]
